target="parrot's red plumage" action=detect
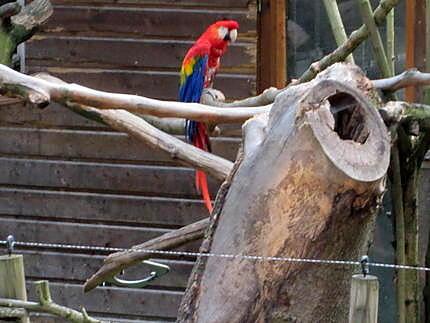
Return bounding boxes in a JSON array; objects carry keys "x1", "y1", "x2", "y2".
[{"x1": 179, "y1": 20, "x2": 239, "y2": 213}]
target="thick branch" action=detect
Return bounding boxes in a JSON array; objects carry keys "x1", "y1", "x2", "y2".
[
  {"x1": 379, "y1": 101, "x2": 430, "y2": 129},
  {"x1": 84, "y1": 217, "x2": 209, "y2": 292},
  {"x1": 0, "y1": 2, "x2": 20, "y2": 20},
  {"x1": 90, "y1": 108, "x2": 233, "y2": 180},
  {"x1": 0, "y1": 281, "x2": 103, "y2": 323},
  {"x1": 10, "y1": 0, "x2": 53, "y2": 44},
  {"x1": 372, "y1": 69, "x2": 430, "y2": 92},
  {"x1": 31, "y1": 73, "x2": 233, "y2": 180},
  {"x1": 0, "y1": 64, "x2": 269, "y2": 123},
  {"x1": 299, "y1": 0, "x2": 398, "y2": 83}
]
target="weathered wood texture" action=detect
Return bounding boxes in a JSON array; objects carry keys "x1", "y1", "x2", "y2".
[
  {"x1": 177, "y1": 64, "x2": 390, "y2": 322},
  {"x1": 348, "y1": 274, "x2": 379, "y2": 323},
  {"x1": 0, "y1": 255, "x2": 30, "y2": 323},
  {"x1": 0, "y1": 0, "x2": 256, "y2": 321}
]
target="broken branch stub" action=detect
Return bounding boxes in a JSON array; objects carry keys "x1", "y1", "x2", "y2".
[{"x1": 178, "y1": 65, "x2": 390, "y2": 322}]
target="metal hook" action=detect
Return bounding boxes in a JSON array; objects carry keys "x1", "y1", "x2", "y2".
[
  {"x1": 107, "y1": 260, "x2": 170, "y2": 288},
  {"x1": 6, "y1": 235, "x2": 15, "y2": 256},
  {"x1": 360, "y1": 255, "x2": 369, "y2": 277}
]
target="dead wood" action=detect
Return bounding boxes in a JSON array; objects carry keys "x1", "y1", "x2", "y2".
[
  {"x1": 177, "y1": 64, "x2": 390, "y2": 323},
  {"x1": 84, "y1": 218, "x2": 210, "y2": 292}
]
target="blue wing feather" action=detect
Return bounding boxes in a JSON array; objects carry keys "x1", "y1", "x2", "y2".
[{"x1": 179, "y1": 55, "x2": 208, "y2": 143}]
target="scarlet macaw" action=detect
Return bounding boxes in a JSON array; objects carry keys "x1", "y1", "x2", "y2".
[{"x1": 179, "y1": 20, "x2": 239, "y2": 213}]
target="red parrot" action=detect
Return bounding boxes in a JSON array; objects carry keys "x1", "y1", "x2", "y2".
[{"x1": 179, "y1": 20, "x2": 239, "y2": 213}]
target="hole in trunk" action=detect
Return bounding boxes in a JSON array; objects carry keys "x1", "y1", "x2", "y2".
[{"x1": 327, "y1": 92, "x2": 369, "y2": 144}]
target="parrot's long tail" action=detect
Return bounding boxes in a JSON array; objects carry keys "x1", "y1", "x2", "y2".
[{"x1": 186, "y1": 121, "x2": 213, "y2": 213}]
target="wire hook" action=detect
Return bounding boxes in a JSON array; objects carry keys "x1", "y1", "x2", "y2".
[
  {"x1": 6, "y1": 235, "x2": 15, "y2": 256},
  {"x1": 107, "y1": 260, "x2": 170, "y2": 288},
  {"x1": 360, "y1": 255, "x2": 369, "y2": 277}
]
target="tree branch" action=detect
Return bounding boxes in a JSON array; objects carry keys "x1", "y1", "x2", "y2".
[
  {"x1": 204, "y1": 0, "x2": 399, "y2": 108},
  {"x1": 32, "y1": 73, "x2": 233, "y2": 180},
  {"x1": 0, "y1": 281, "x2": 103, "y2": 323},
  {"x1": 10, "y1": 0, "x2": 53, "y2": 44},
  {"x1": 84, "y1": 217, "x2": 210, "y2": 292},
  {"x1": 372, "y1": 69, "x2": 430, "y2": 92},
  {"x1": 298, "y1": 0, "x2": 398, "y2": 83},
  {"x1": 0, "y1": 64, "x2": 270, "y2": 123}
]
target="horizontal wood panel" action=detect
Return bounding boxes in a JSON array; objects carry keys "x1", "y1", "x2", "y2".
[
  {"x1": 27, "y1": 281, "x2": 182, "y2": 319},
  {"x1": 0, "y1": 157, "x2": 220, "y2": 197},
  {"x1": 0, "y1": 102, "x2": 103, "y2": 129},
  {"x1": 43, "y1": 6, "x2": 256, "y2": 40},
  {"x1": 51, "y1": 0, "x2": 252, "y2": 8},
  {"x1": 0, "y1": 127, "x2": 240, "y2": 162},
  {"x1": 27, "y1": 67, "x2": 256, "y2": 100},
  {"x1": 0, "y1": 101, "x2": 243, "y2": 138},
  {"x1": 27, "y1": 36, "x2": 255, "y2": 72},
  {"x1": 0, "y1": 187, "x2": 206, "y2": 227},
  {"x1": 23, "y1": 251, "x2": 192, "y2": 288},
  {"x1": 0, "y1": 217, "x2": 170, "y2": 248},
  {"x1": 30, "y1": 314, "x2": 158, "y2": 323}
]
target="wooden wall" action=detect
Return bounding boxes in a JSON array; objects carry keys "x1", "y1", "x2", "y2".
[{"x1": 0, "y1": 1, "x2": 256, "y2": 321}]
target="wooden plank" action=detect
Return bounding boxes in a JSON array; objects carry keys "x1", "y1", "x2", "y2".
[
  {"x1": 27, "y1": 36, "x2": 255, "y2": 73},
  {"x1": 0, "y1": 102, "x2": 103, "y2": 129},
  {"x1": 0, "y1": 187, "x2": 206, "y2": 227},
  {"x1": 348, "y1": 274, "x2": 379, "y2": 323},
  {"x1": 257, "y1": 0, "x2": 287, "y2": 92},
  {"x1": 0, "y1": 255, "x2": 30, "y2": 323},
  {"x1": 0, "y1": 101, "x2": 242, "y2": 137},
  {"x1": 26, "y1": 281, "x2": 183, "y2": 319},
  {"x1": 0, "y1": 127, "x2": 240, "y2": 162},
  {"x1": 50, "y1": 0, "x2": 252, "y2": 8},
  {"x1": 30, "y1": 314, "x2": 161, "y2": 323},
  {"x1": 0, "y1": 157, "x2": 220, "y2": 197},
  {"x1": 405, "y1": 0, "x2": 427, "y2": 102},
  {"x1": 27, "y1": 67, "x2": 256, "y2": 100},
  {"x1": 42, "y1": 6, "x2": 256, "y2": 40},
  {"x1": 22, "y1": 251, "x2": 193, "y2": 289},
  {"x1": 0, "y1": 217, "x2": 171, "y2": 248}
]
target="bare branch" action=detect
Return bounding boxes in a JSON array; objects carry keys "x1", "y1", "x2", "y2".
[
  {"x1": 298, "y1": 0, "x2": 399, "y2": 83},
  {"x1": 0, "y1": 281, "x2": 103, "y2": 323},
  {"x1": 372, "y1": 69, "x2": 430, "y2": 92},
  {"x1": 84, "y1": 218, "x2": 209, "y2": 292},
  {"x1": 0, "y1": 64, "x2": 269, "y2": 123},
  {"x1": 31, "y1": 73, "x2": 233, "y2": 180},
  {"x1": 208, "y1": 0, "x2": 399, "y2": 108},
  {"x1": 0, "y1": 2, "x2": 21, "y2": 20},
  {"x1": 90, "y1": 108, "x2": 233, "y2": 180},
  {"x1": 11, "y1": 0, "x2": 53, "y2": 44}
]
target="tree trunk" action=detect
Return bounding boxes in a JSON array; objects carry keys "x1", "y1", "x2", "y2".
[{"x1": 177, "y1": 64, "x2": 390, "y2": 323}]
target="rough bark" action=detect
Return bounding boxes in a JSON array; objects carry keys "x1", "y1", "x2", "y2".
[{"x1": 177, "y1": 64, "x2": 390, "y2": 323}]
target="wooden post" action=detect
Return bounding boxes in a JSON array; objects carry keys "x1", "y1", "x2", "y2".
[
  {"x1": 0, "y1": 255, "x2": 30, "y2": 323},
  {"x1": 348, "y1": 274, "x2": 379, "y2": 323},
  {"x1": 257, "y1": 0, "x2": 287, "y2": 92},
  {"x1": 405, "y1": 0, "x2": 427, "y2": 102}
]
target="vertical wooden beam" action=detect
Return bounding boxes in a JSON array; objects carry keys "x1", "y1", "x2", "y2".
[
  {"x1": 405, "y1": 0, "x2": 426, "y2": 102},
  {"x1": 0, "y1": 255, "x2": 29, "y2": 323},
  {"x1": 257, "y1": 0, "x2": 287, "y2": 93},
  {"x1": 348, "y1": 274, "x2": 379, "y2": 323}
]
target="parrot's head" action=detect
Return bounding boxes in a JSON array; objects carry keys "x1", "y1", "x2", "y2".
[{"x1": 201, "y1": 20, "x2": 239, "y2": 48}]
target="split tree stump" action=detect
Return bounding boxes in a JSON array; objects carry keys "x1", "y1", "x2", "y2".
[{"x1": 177, "y1": 64, "x2": 390, "y2": 323}]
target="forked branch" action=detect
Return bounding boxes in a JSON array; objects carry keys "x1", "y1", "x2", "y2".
[
  {"x1": 0, "y1": 64, "x2": 270, "y2": 123},
  {"x1": 0, "y1": 281, "x2": 103, "y2": 323}
]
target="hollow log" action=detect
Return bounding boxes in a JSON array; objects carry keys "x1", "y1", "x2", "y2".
[{"x1": 177, "y1": 64, "x2": 390, "y2": 323}]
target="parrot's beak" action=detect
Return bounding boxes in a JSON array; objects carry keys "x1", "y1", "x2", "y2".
[{"x1": 229, "y1": 29, "x2": 238, "y2": 43}]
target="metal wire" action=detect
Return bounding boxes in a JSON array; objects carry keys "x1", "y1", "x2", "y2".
[{"x1": 1, "y1": 239, "x2": 430, "y2": 272}]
